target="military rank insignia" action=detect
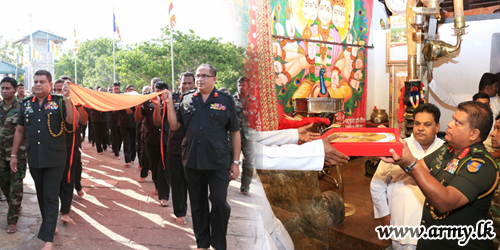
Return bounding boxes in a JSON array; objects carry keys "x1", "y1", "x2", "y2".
[
  {"x1": 467, "y1": 161, "x2": 482, "y2": 173},
  {"x1": 459, "y1": 147, "x2": 469, "y2": 159},
  {"x1": 44, "y1": 101, "x2": 59, "y2": 110},
  {"x1": 444, "y1": 158, "x2": 459, "y2": 175},
  {"x1": 210, "y1": 103, "x2": 226, "y2": 111}
]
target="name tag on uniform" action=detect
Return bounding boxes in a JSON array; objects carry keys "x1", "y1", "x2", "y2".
[
  {"x1": 210, "y1": 103, "x2": 226, "y2": 111},
  {"x1": 44, "y1": 101, "x2": 59, "y2": 110}
]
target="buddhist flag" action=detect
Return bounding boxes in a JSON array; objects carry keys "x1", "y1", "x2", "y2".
[
  {"x1": 169, "y1": 0, "x2": 176, "y2": 29},
  {"x1": 30, "y1": 47, "x2": 41, "y2": 60},
  {"x1": 54, "y1": 44, "x2": 60, "y2": 56},
  {"x1": 114, "y1": 13, "x2": 122, "y2": 41},
  {"x1": 74, "y1": 28, "x2": 78, "y2": 53},
  {"x1": 48, "y1": 38, "x2": 56, "y2": 54}
]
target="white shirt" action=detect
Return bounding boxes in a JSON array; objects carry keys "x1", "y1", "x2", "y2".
[
  {"x1": 429, "y1": 79, "x2": 500, "y2": 117},
  {"x1": 370, "y1": 134, "x2": 444, "y2": 245},
  {"x1": 254, "y1": 129, "x2": 324, "y2": 171}
]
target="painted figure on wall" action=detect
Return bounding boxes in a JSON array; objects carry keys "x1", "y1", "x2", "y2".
[{"x1": 271, "y1": 0, "x2": 372, "y2": 127}]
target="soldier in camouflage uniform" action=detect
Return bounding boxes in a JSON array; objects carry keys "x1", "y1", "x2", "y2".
[
  {"x1": 234, "y1": 77, "x2": 256, "y2": 196},
  {"x1": 382, "y1": 101, "x2": 498, "y2": 249},
  {"x1": 0, "y1": 77, "x2": 27, "y2": 233},
  {"x1": 488, "y1": 114, "x2": 500, "y2": 249}
]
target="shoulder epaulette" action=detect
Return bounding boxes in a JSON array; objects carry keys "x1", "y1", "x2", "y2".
[
  {"x1": 182, "y1": 90, "x2": 196, "y2": 97},
  {"x1": 22, "y1": 95, "x2": 33, "y2": 102},
  {"x1": 217, "y1": 90, "x2": 232, "y2": 98}
]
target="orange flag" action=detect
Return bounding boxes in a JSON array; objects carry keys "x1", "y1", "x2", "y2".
[{"x1": 68, "y1": 82, "x2": 164, "y2": 111}]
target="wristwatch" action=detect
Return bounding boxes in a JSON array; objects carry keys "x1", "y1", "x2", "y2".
[
  {"x1": 233, "y1": 160, "x2": 241, "y2": 165},
  {"x1": 404, "y1": 158, "x2": 419, "y2": 173}
]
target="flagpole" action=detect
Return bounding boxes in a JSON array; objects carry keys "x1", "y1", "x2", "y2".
[
  {"x1": 74, "y1": 50, "x2": 77, "y2": 84},
  {"x1": 113, "y1": 8, "x2": 116, "y2": 83},
  {"x1": 15, "y1": 52, "x2": 18, "y2": 81},
  {"x1": 74, "y1": 27, "x2": 77, "y2": 85},
  {"x1": 170, "y1": 28, "x2": 175, "y2": 92},
  {"x1": 29, "y1": 0, "x2": 34, "y2": 89},
  {"x1": 46, "y1": 33, "x2": 49, "y2": 71}
]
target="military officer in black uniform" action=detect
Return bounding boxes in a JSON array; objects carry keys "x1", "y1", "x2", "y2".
[
  {"x1": 10, "y1": 70, "x2": 77, "y2": 250},
  {"x1": 382, "y1": 101, "x2": 498, "y2": 249},
  {"x1": 165, "y1": 64, "x2": 241, "y2": 250}
]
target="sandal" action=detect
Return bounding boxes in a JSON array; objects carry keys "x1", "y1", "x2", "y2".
[{"x1": 7, "y1": 224, "x2": 17, "y2": 233}]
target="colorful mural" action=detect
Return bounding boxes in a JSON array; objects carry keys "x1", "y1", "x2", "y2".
[{"x1": 270, "y1": 0, "x2": 373, "y2": 127}]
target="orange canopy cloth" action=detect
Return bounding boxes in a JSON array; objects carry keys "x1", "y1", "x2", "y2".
[{"x1": 69, "y1": 82, "x2": 164, "y2": 111}]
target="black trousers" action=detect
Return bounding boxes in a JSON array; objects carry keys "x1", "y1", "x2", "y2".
[
  {"x1": 93, "y1": 122, "x2": 108, "y2": 153},
  {"x1": 80, "y1": 124, "x2": 87, "y2": 142},
  {"x1": 146, "y1": 144, "x2": 169, "y2": 200},
  {"x1": 30, "y1": 166, "x2": 64, "y2": 242},
  {"x1": 167, "y1": 153, "x2": 187, "y2": 218},
  {"x1": 185, "y1": 167, "x2": 230, "y2": 250},
  {"x1": 110, "y1": 124, "x2": 122, "y2": 157},
  {"x1": 120, "y1": 126, "x2": 136, "y2": 163},
  {"x1": 74, "y1": 159, "x2": 83, "y2": 192},
  {"x1": 140, "y1": 145, "x2": 150, "y2": 178},
  {"x1": 88, "y1": 120, "x2": 93, "y2": 144},
  {"x1": 59, "y1": 146, "x2": 81, "y2": 214}
]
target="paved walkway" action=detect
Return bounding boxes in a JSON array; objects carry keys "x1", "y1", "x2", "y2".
[{"x1": 0, "y1": 141, "x2": 266, "y2": 250}]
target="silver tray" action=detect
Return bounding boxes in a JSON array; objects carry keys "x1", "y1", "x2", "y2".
[{"x1": 293, "y1": 98, "x2": 344, "y2": 114}]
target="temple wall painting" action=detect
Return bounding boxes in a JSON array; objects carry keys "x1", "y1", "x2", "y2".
[{"x1": 270, "y1": 0, "x2": 373, "y2": 127}]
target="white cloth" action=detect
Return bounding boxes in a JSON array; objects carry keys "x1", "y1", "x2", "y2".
[
  {"x1": 254, "y1": 129, "x2": 324, "y2": 171},
  {"x1": 370, "y1": 134, "x2": 444, "y2": 245},
  {"x1": 429, "y1": 79, "x2": 500, "y2": 116}
]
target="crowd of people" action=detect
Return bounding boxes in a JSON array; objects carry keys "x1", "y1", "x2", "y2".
[{"x1": 0, "y1": 63, "x2": 260, "y2": 250}]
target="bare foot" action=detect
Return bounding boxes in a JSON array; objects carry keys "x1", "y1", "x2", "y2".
[
  {"x1": 138, "y1": 165, "x2": 142, "y2": 170},
  {"x1": 138, "y1": 177, "x2": 145, "y2": 183},
  {"x1": 175, "y1": 217, "x2": 187, "y2": 225},
  {"x1": 98, "y1": 152, "x2": 104, "y2": 155},
  {"x1": 125, "y1": 162, "x2": 131, "y2": 166},
  {"x1": 61, "y1": 214, "x2": 70, "y2": 223},
  {"x1": 160, "y1": 199, "x2": 169, "y2": 207},
  {"x1": 153, "y1": 189, "x2": 158, "y2": 195},
  {"x1": 115, "y1": 156, "x2": 120, "y2": 160},
  {"x1": 240, "y1": 191, "x2": 252, "y2": 197},
  {"x1": 40, "y1": 242, "x2": 54, "y2": 250},
  {"x1": 77, "y1": 190, "x2": 85, "y2": 197},
  {"x1": 7, "y1": 224, "x2": 16, "y2": 233}
]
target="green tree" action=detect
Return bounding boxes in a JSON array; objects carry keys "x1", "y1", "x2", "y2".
[{"x1": 55, "y1": 29, "x2": 246, "y2": 94}]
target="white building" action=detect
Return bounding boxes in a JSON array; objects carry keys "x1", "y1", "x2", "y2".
[{"x1": 13, "y1": 30, "x2": 66, "y2": 90}]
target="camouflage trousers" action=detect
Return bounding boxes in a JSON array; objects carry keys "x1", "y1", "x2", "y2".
[
  {"x1": 240, "y1": 135, "x2": 255, "y2": 192},
  {"x1": 0, "y1": 159, "x2": 26, "y2": 225}
]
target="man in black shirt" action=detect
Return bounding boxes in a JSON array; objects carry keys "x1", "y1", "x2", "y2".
[
  {"x1": 165, "y1": 64, "x2": 241, "y2": 250},
  {"x1": 110, "y1": 82, "x2": 122, "y2": 159},
  {"x1": 135, "y1": 81, "x2": 170, "y2": 207},
  {"x1": 119, "y1": 84, "x2": 137, "y2": 166},
  {"x1": 155, "y1": 72, "x2": 195, "y2": 225}
]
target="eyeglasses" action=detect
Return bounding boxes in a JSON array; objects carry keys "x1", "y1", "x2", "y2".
[{"x1": 195, "y1": 74, "x2": 215, "y2": 79}]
